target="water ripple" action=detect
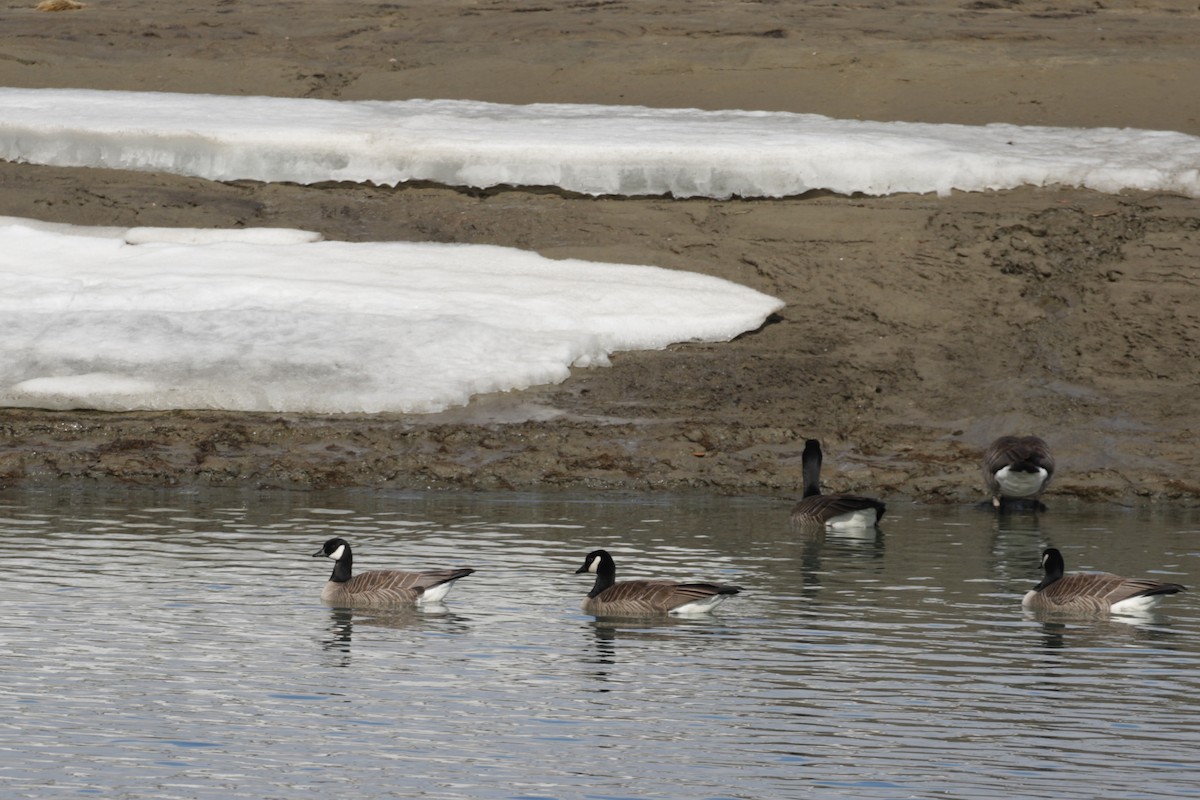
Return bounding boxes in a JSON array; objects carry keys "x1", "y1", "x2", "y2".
[{"x1": 1, "y1": 490, "x2": 1199, "y2": 799}]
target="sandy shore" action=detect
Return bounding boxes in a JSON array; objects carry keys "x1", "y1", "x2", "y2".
[{"x1": 1, "y1": 0, "x2": 1198, "y2": 505}]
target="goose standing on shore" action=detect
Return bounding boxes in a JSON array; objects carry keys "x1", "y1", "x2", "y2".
[
  {"x1": 312, "y1": 537, "x2": 475, "y2": 608},
  {"x1": 789, "y1": 439, "x2": 885, "y2": 529},
  {"x1": 575, "y1": 549, "x2": 742, "y2": 616},
  {"x1": 1023, "y1": 547, "x2": 1185, "y2": 615},
  {"x1": 983, "y1": 434, "x2": 1055, "y2": 509}
]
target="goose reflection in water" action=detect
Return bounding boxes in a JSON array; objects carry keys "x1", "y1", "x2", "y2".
[
  {"x1": 319, "y1": 604, "x2": 469, "y2": 666},
  {"x1": 579, "y1": 615, "x2": 740, "y2": 690},
  {"x1": 1032, "y1": 614, "x2": 1187, "y2": 652}
]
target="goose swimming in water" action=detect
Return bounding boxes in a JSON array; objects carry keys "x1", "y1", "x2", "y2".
[
  {"x1": 1023, "y1": 547, "x2": 1185, "y2": 615},
  {"x1": 575, "y1": 549, "x2": 742, "y2": 616},
  {"x1": 789, "y1": 439, "x2": 885, "y2": 529},
  {"x1": 312, "y1": 537, "x2": 475, "y2": 608}
]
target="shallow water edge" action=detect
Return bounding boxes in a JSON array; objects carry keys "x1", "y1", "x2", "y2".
[{"x1": 1, "y1": 407, "x2": 1196, "y2": 507}]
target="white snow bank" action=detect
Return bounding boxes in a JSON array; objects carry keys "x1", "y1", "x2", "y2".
[
  {"x1": 1, "y1": 88, "x2": 1197, "y2": 198},
  {"x1": 0, "y1": 216, "x2": 783, "y2": 414}
]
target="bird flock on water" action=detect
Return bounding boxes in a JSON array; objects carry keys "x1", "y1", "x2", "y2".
[{"x1": 311, "y1": 434, "x2": 1185, "y2": 618}]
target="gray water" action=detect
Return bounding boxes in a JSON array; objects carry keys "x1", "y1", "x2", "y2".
[{"x1": 2, "y1": 487, "x2": 1199, "y2": 800}]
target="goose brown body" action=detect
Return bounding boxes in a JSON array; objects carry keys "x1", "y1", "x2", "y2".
[
  {"x1": 576, "y1": 549, "x2": 741, "y2": 616},
  {"x1": 789, "y1": 439, "x2": 885, "y2": 528},
  {"x1": 984, "y1": 435, "x2": 1055, "y2": 507},
  {"x1": 1023, "y1": 548, "x2": 1184, "y2": 615},
  {"x1": 313, "y1": 537, "x2": 474, "y2": 608}
]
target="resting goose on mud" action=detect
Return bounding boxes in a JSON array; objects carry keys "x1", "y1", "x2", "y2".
[
  {"x1": 312, "y1": 537, "x2": 475, "y2": 608},
  {"x1": 575, "y1": 549, "x2": 742, "y2": 617},
  {"x1": 789, "y1": 439, "x2": 885, "y2": 529},
  {"x1": 1023, "y1": 547, "x2": 1185, "y2": 615},
  {"x1": 983, "y1": 435, "x2": 1054, "y2": 509}
]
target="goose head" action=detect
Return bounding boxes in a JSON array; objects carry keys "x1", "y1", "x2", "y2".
[
  {"x1": 575, "y1": 549, "x2": 614, "y2": 576},
  {"x1": 313, "y1": 537, "x2": 350, "y2": 562}
]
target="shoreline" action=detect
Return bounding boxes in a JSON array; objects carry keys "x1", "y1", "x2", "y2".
[{"x1": 1, "y1": 401, "x2": 1194, "y2": 508}]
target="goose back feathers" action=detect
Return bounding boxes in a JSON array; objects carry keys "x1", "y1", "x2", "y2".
[
  {"x1": 1023, "y1": 547, "x2": 1185, "y2": 615},
  {"x1": 790, "y1": 439, "x2": 885, "y2": 529},
  {"x1": 984, "y1": 435, "x2": 1055, "y2": 507},
  {"x1": 313, "y1": 537, "x2": 475, "y2": 608},
  {"x1": 575, "y1": 549, "x2": 742, "y2": 616}
]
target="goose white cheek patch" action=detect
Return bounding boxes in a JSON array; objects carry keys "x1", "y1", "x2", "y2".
[{"x1": 328, "y1": 545, "x2": 345, "y2": 561}]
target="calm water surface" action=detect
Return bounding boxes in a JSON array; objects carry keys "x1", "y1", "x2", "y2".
[{"x1": 2, "y1": 488, "x2": 1199, "y2": 800}]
